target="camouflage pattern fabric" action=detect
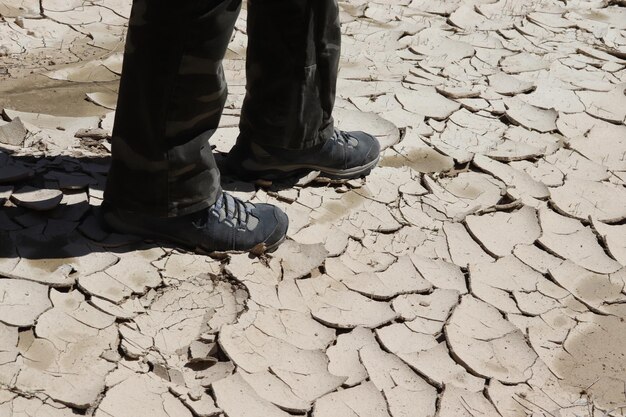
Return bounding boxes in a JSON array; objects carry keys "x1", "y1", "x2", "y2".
[{"x1": 105, "y1": 0, "x2": 341, "y2": 217}]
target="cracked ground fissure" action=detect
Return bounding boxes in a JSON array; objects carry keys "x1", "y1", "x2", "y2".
[{"x1": 1, "y1": 0, "x2": 626, "y2": 416}]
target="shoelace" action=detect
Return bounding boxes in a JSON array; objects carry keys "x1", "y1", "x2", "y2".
[
  {"x1": 212, "y1": 192, "x2": 253, "y2": 227},
  {"x1": 332, "y1": 129, "x2": 358, "y2": 148}
]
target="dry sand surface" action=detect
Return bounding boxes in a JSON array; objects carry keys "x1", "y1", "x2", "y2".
[{"x1": 1, "y1": 0, "x2": 626, "y2": 416}]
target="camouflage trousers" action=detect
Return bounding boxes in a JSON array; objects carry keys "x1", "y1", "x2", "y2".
[{"x1": 105, "y1": 0, "x2": 341, "y2": 217}]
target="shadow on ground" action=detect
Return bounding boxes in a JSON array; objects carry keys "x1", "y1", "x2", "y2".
[{"x1": 1, "y1": 149, "x2": 312, "y2": 261}]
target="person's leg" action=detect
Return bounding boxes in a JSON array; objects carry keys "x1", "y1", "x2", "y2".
[
  {"x1": 226, "y1": 0, "x2": 380, "y2": 180},
  {"x1": 105, "y1": 0, "x2": 240, "y2": 217},
  {"x1": 103, "y1": 0, "x2": 288, "y2": 253},
  {"x1": 239, "y1": 0, "x2": 340, "y2": 150}
]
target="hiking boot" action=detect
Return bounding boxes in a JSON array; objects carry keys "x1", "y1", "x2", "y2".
[
  {"x1": 101, "y1": 192, "x2": 288, "y2": 254},
  {"x1": 225, "y1": 129, "x2": 381, "y2": 180}
]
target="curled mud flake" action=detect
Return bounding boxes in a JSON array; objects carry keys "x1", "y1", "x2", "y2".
[
  {"x1": 409, "y1": 254, "x2": 467, "y2": 294},
  {"x1": 44, "y1": 54, "x2": 124, "y2": 83},
  {"x1": 226, "y1": 254, "x2": 282, "y2": 308},
  {"x1": 250, "y1": 307, "x2": 336, "y2": 351},
  {"x1": 487, "y1": 72, "x2": 536, "y2": 96},
  {"x1": 393, "y1": 289, "x2": 459, "y2": 332},
  {"x1": 312, "y1": 382, "x2": 391, "y2": 417},
  {"x1": 86, "y1": 91, "x2": 118, "y2": 110},
  {"x1": 95, "y1": 374, "x2": 194, "y2": 417},
  {"x1": 160, "y1": 250, "x2": 221, "y2": 281},
  {"x1": 422, "y1": 172, "x2": 505, "y2": 221},
  {"x1": 119, "y1": 324, "x2": 153, "y2": 359},
  {"x1": 508, "y1": 159, "x2": 564, "y2": 188},
  {"x1": 550, "y1": 314, "x2": 626, "y2": 411},
  {"x1": 0, "y1": 278, "x2": 51, "y2": 327},
  {"x1": 90, "y1": 296, "x2": 142, "y2": 320},
  {"x1": 513, "y1": 244, "x2": 563, "y2": 275},
  {"x1": 465, "y1": 206, "x2": 541, "y2": 258},
  {"x1": 375, "y1": 322, "x2": 485, "y2": 392},
  {"x1": 271, "y1": 367, "x2": 346, "y2": 407},
  {"x1": 10, "y1": 187, "x2": 63, "y2": 211},
  {"x1": 438, "y1": 385, "x2": 500, "y2": 417},
  {"x1": 521, "y1": 83, "x2": 586, "y2": 114},
  {"x1": 290, "y1": 223, "x2": 350, "y2": 257},
  {"x1": 396, "y1": 86, "x2": 460, "y2": 121},
  {"x1": 549, "y1": 261, "x2": 625, "y2": 314},
  {"x1": 356, "y1": 166, "x2": 411, "y2": 205},
  {"x1": 0, "y1": 117, "x2": 27, "y2": 147},
  {"x1": 239, "y1": 369, "x2": 312, "y2": 413},
  {"x1": 450, "y1": 4, "x2": 515, "y2": 31},
  {"x1": 550, "y1": 179, "x2": 626, "y2": 223},
  {"x1": 592, "y1": 219, "x2": 626, "y2": 266},
  {"x1": 3, "y1": 108, "x2": 99, "y2": 132},
  {"x1": 500, "y1": 53, "x2": 550, "y2": 74},
  {"x1": 545, "y1": 149, "x2": 609, "y2": 182},
  {"x1": 427, "y1": 114, "x2": 544, "y2": 163},
  {"x1": 78, "y1": 271, "x2": 133, "y2": 304},
  {"x1": 326, "y1": 327, "x2": 377, "y2": 387},
  {"x1": 442, "y1": 222, "x2": 494, "y2": 268},
  {"x1": 212, "y1": 373, "x2": 291, "y2": 417},
  {"x1": 0, "y1": 390, "x2": 76, "y2": 417},
  {"x1": 0, "y1": 323, "x2": 18, "y2": 365},
  {"x1": 180, "y1": 392, "x2": 221, "y2": 417},
  {"x1": 359, "y1": 343, "x2": 438, "y2": 417},
  {"x1": 488, "y1": 360, "x2": 587, "y2": 417},
  {"x1": 376, "y1": 323, "x2": 438, "y2": 357},
  {"x1": 408, "y1": 27, "x2": 475, "y2": 64},
  {"x1": 577, "y1": 83, "x2": 626, "y2": 123},
  {"x1": 340, "y1": 239, "x2": 397, "y2": 273},
  {"x1": 196, "y1": 361, "x2": 235, "y2": 388},
  {"x1": 296, "y1": 275, "x2": 397, "y2": 329},
  {"x1": 503, "y1": 96, "x2": 558, "y2": 133},
  {"x1": 272, "y1": 240, "x2": 328, "y2": 280},
  {"x1": 569, "y1": 124, "x2": 626, "y2": 173},
  {"x1": 538, "y1": 208, "x2": 622, "y2": 274},
  {"x1": 326, "y1": 255, "x2": 432, "y2": 301},
  {"x1": 504, "y1": 126, "x2": 563, "y2": 156},
  {"x1": 407, "y1": 0, "x2": 461, "y2": 15},
  {"x1": 473, "y1": 154, "x2": 550, "y2": 203},
  {"x1": 470, "y1": 256, "x2": 551, "y2": 314},
  {"x1": 104, "y1": 248, "x2": 164, "y2": 295},
  {"x1": 445, "y1": 295, "x2": 537, "y2": 384},
  {"x1": 218, "y1": 308, "x2": 331, "y2": 374}
]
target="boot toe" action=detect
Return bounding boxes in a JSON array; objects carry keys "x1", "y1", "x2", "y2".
[
  {"x1": 347, "y1": 130, "x2": 381, "y2": 166},
  {"x1": 250, "y1": 203, "x2": 289, "y2": 250}
]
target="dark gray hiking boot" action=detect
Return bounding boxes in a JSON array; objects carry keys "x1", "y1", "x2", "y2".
[
  {"x1": 101, "y1": 192, "x2": 288, "y2": 254},
  {"x1": 224, "y1": 129, "x2": 381, "y2": 180}
]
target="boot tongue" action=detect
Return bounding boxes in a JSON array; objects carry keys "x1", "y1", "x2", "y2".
[
  {"x1": 334, "y1": 129, "x2": 358, "y2": 148},
  {"x1": 218, "y1": 192, "x2": 256, "y2": 227}
]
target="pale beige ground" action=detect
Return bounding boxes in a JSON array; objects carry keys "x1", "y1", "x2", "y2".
[{"x1": 1, "y1": 1, "x2": 626, "y2": 416}]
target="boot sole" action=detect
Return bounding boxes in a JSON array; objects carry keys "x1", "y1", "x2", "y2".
[
  {"x1": 232, "y1": 155, "x2": 380, "y2": 181},
  {"x1": 100, "y1": 209, "x2": 286, "y2": 256}
]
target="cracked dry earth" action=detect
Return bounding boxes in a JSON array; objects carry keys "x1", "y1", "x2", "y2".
[{"x1": 1, "y1": 1, "x2": 626, "y2": 417}]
